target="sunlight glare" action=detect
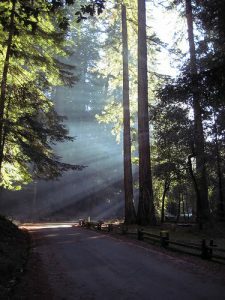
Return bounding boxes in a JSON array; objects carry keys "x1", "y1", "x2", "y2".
[{"x1": 20, "y1": 223, "x2": 73, "y2": 230}]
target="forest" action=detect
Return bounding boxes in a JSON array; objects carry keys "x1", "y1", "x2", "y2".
[{"x1": 0, "y1": 0, "x2": 225, "y2": 229}]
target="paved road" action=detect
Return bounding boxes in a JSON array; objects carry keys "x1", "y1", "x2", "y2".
[{"x1": 27, "y1": 224, "x2": 225, "y2": 300}]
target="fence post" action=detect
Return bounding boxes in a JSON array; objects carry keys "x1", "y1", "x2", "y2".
[
  {"x1": 86, "y1": 222, "x2": 91, "y2": 229},
  {"x1": 108, "y1": 224, "x2": 113, "y2": 232},
  {"x1": 138, "y1": 229, "x2": 144, "y2": 241},
  {"x1": 79, "y1": 219, "x2": 85, "y2": 227},
  {"x1": 160, "y1": 230, "x2": 169, "y2": 248},
  {"x1": 201, "y1": 239, "x2": 212, "y2": 260},
  {"x1": 209, "y1": 240, "x2": 214, "y2": 259},
  {"x1": 97, "y1": 222, "x2": 102, "y2": 230}
]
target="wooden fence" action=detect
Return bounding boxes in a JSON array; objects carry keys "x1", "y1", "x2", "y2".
[
  {"x1": 137, "y1": 229, "x2": 225, "y2": 261},
  {"x1": 78, "y1": 220, "x2": 225, "y2": 262}
]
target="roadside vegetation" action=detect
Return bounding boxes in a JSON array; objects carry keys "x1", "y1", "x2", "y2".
[{"x1": 0, "y1": 215, "x2": 29, "y2": 299}]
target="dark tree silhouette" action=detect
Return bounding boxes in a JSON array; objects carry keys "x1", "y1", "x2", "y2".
[{"x1": 185, "y1": 0, "x2": 210, "y2": 226}]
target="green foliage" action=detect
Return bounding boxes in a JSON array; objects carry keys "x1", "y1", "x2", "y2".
[
  {"x1": 75, "y1": 0, "x2": 106, "y2": 22},
  {"x1": 153, "y1": 0, "x2": 225, "y2": 221},
  {"x1": 95, "y1": 1, "x2": 160, "y2": 149},
  {"x1": 0, "y1": 0, "x2": 84, "y2": 190},
  {"x1": 151, "y1": 100, "x2": 194, "y2": 215}
]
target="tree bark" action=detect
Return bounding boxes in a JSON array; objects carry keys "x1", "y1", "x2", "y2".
[
  {"x1": 182, "y1": 194, "x2": 186, "y2": 221},
  {"x1": 187, "y1": 153, "x2": 203, "y2": 228},
  {"x1": 122, "y1": 4, "x2": 136, "y2": 224},
  {"x1": 185, "y1": 0, "x2": 210, "y2": 225},
  {"x1": 137, "y1": 0, "x2": 156, "y2": 225},
  {"x1": 176, "y1": 194, "x2": 181, "y2": 223},
  {"x1": 160, "y1": 179, "x2": 170, "y2": 223},
  {"x1": 213, "y1": 118, "x2": 224, "y2": 220}
]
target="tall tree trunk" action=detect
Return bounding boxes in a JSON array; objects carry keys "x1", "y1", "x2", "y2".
[
  {"x1": 122, "y1": 4, "x2": 136, "y2": 224},
  {"x1": 0, "y1": 0, "x2": 16, "y2": 175},
  {"x1": 185, "y1": 0, "x2": 210, "y2": 225},
  {"x1": 187, "y1": 153, "x2": 203, "y2": 228},
  {"x1": 185, "y1": 196, "x2": 190, "y2": 221},
  {"x1": 213, "y1": 117, "x2": 224, "y2": 220},
  {"x1": 176, "y1": 193, "x2": 181, "y2": 223},
  {"x1": 182, "y1": 193, "x2": 186, "y2": 221},
  {"x1": 137, "y1": 0, "x2": 156, "y2": 225},
  {"x1": 161, "y1": 178, "x2": 170, "y2": 224}
]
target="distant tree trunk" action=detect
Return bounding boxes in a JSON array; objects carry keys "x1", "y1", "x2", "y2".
[
  {"x1": 176, "y1": 193, "x2": 181, "y2": 223},
  {"x1": 182, "y1": 194, "x2": 186, "y2": 221},
  {"x1": 187, "y1": 153, "x2": 203, "y2": 228},
  {"x1": 185, "y1": 0, "x2": 210, "y2": 225},
  {"x1": 213, "y1": 117, "x2": 224, "y2": 220},
  {"x1": 161, "y1": 179, "x2": 170, "y2": 223},
  {"x1": 185, "y1": 197, "x2": 190, "y2": 221},
  {"x1": 121, "y1": 4, "x2": 136, "y2": 224},
  {"x1": 137, "y1": 0, "x2": 156, "y2": 225},
  {"x1": 0, "y1": 0, "x2": 16, "y2": 174}
]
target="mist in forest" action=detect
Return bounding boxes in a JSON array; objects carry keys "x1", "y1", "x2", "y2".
[
  {"x1": 0, "y1": 60, "x2": 129, "y2": 221},
  {"x1": 0, "y1": 110, "x2": 126, "y2": 221}
]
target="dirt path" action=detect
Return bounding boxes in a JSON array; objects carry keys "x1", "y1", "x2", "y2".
[{"x1": 13, "y1": 224, "x2": 225, "y2": 300}]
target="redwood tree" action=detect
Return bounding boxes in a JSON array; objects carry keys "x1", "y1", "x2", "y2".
[
  {"x1": 122, "y1": 4, "x2": 136, "y2": 224},
  {"x1": 185, "y1": 0, "x2": 210, "y2": 226},
  {"x1": 137, "y1": 0, "x2": 156, "y2": 225}
]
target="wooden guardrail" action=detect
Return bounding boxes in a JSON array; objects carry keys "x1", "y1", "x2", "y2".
[
  {"x1": 79, "y1": 220, "x2": 225, "y2": 262},
  {"x1": 138, "y1": 228, "x2": 225, "y2": 261}
]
